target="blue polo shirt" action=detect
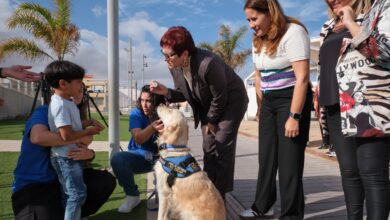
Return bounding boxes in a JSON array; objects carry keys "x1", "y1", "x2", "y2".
[
  {"x1": 127, "y1": 108, "x2": 158, "y2": 154},
  {"x1": 12, "y1": 105, "x2": 57, "y2": 193}
]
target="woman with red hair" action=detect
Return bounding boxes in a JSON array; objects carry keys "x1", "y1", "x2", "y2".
[{"x1": 150, "y1": 26, "x2": 248, "y2": 199}]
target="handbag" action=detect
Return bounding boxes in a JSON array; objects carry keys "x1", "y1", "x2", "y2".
[{"x1": 336, "y1": 43, "x2": 390, "y2": 137}]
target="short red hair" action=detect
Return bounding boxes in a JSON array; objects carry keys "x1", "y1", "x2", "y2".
[{"x1": 160, "y1": 26, "x2": 196, "y2": 56}]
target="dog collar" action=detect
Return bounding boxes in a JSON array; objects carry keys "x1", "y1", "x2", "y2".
[{"x1": 159, "y1": 143, "x2": 188, "y2": 151}]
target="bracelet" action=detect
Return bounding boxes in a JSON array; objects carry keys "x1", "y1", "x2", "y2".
[
  {"x1": 89, "y1": 149, "x2": 96, "y2": 161},
  {"x1": 0, "y1": 68, "x2": 5, "y2": 78}
]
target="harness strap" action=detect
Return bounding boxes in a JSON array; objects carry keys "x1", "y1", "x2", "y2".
[
  {"x1": 159, "y1": 156, "x2": 201, "y2": 188},
  {"x1": 158, "y1": 143, "x2": 187, "y2": 151},
  {"x1": 159, "y1": 158, "x2": 188, "y2": 175}
]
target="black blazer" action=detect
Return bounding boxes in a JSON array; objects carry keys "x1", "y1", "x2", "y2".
[{"x1": 166, "y1": 48, "x2": 248, "y2": 128}]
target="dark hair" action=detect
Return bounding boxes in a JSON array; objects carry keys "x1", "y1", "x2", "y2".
[
  {"x1": 160, "y1": 26, "x2": 196, "y2": 56},
  {"x1": 44, "y1": 60, "x2": 85, "y2": 88},
  {"x1": 137, "y1": 85, "x2": 165, "y2": 118}
]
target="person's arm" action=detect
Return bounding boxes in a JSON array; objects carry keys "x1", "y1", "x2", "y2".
[
  {"x1": 30, "y1": 124, "x2": 92, "y2": 147},
  {"x1": 340, "y1": 4, "x2": 390, "y2": 67},
  {"x1": 283, "y1": 25, "x2": 311, "y2": 138},
  {"x1": 132, "y1": 119, "x2": 163, "y2": 145},
  {"x1": 254, "y1": 68, "x2": 262, "y2": 122},
  {"x1": 202, "y1": 57, "x2": 228, "y2": 125},
  {"x1": 82, "y1": 119, "x2": 105, "y2": 130},
  {"x1": 0, "y1": 65, "x2": 41, "y2": 82},
  {"x1": 285, "y1": 60, "x2": 310, "y2": 138},
  {"x1": 58, "y1": 125, "x2": 100, "y2": 142},
  {"x1": 149, "y1": 80, "x2": 186, "y2": 103}
]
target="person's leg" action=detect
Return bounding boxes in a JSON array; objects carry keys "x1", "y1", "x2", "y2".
[
  {"x1": 110, "y1": 151, "x2": 153, "y2": 213},
  {"x1": 12, "y1": 181, "x2": 64, "y2": 220},
  {"x1": 110, "y1": 151, "x2": 153, "y2": 196},
  {"x1": 201, "y1": 125, "x2": 218, "y2": 188},
  {"x1": 59, "y1": 158, "x2": 86, "y2": 220},
  {"x1": 212, "y1": 100, "x2": 247, "y2": 197},
  {"x1": 81, "y1": 168, "x2": 116, "y2": 217},
  {"x1": 276, "y1": 91, "x2": 311, "y2": 220},
  {"x1": 251, "y1": 96, "x2": 278, "y2": 214},
  {"x1": 326, "y1": 105, "x2": 364, "y2": 219},
  {"x1": 356, "y1": 137, "x2": 390, "y2": 219}
]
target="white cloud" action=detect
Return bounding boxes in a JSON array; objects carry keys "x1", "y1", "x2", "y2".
[
  {"x1": 91, "y1": 5, "x2": 106, "y2": 17},
  {"x1": 119, "y1": 11, "x2": 167, "y2": 43}
]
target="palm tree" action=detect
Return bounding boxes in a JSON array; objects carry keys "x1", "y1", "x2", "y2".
[
  {"x1": 0, "y1": 0, "x2": 80, "y2": 61},
  {"x1": 199, "y1": 24, "x2": 251, "y2": 71}
]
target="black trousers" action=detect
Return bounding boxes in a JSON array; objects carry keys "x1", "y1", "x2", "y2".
[
  {"x1": 252, "y1": 86, "x2": 312, "y2": 220},
  {"x1": 201, "y1": 96, "x2": 248, "y2": 197},
  {"x1": 325, "y1": 104, "x2": 390, "y2": 220},
  {"x1": 12, "y1": 168, "x2": 116, "y2": 220}
]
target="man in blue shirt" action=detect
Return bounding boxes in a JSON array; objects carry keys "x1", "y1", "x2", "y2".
[{"x1": 111, "y1": 85, "x2": 165, "y2": 213}]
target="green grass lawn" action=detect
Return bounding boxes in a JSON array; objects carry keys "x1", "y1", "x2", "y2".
[
  {"x1": 0, "y1": 112, "x2": 131, "y2": 141},
  {"x1": 0, "y1": 152, "x2": 147, "y2": 220}
]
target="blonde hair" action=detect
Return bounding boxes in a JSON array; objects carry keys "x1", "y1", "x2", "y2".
[
  {"x1": 325, "y1": 0, "x2": 372, "y2": 18},
  {"x1": 244, "y1": 0, "x2": 307, "y2": 56}
]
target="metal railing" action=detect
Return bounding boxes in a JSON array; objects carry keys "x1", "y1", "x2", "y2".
[{"x1": 0, "y1": 78, "x2": 36, "y2": 98}]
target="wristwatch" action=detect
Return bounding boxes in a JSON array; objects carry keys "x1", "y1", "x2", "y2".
[{"x1": 289, "y1": 112, "x2": 302, "y2": 120}]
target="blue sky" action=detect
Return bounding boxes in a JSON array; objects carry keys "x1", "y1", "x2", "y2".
[{"x1": 0, "y1": 0, "x2": 329, "y2": 88}]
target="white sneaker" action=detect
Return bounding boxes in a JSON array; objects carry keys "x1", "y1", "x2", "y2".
[
  {"x1": 239, "y1": 208, "x2": 274, "y2": 219},
  {"x1": 118, "y1": 195, "x2": 141, "y2": 213}
]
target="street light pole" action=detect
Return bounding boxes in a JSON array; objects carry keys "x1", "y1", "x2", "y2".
[
  {"x1": 142, "y1": 54, "x2": 148, "y2": 86},
  {"x1": 124, "y1": 38, "x2": 133, "y2": 109}
]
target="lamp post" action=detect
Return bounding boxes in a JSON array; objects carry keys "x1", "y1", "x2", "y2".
[
  {"x1": 124, "y1": 38, "x2": 134, "y2": 109},
  {"x1": 142, "y1": 54, "x2": 148, "y2": 86}
]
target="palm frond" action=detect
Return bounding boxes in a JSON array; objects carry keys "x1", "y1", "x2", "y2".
[
  {"x1": 55, "y1": 0, "x2": 71, "y2": 27},
  {"x1": 0, "y1": 38, "x2": 54, "y2": 61},
  {"x1": 12, "y1": 3, "x2": 55, "y2": 29},
  {"x1": 198, "y1": 24, "x2": 250, "y2": 71},
  {"x1": 198, "y1": 42, "x2": 214, "y2": 51},
  {"x1": 8, "y1": 12, "x2": 53, "y2": 44}
]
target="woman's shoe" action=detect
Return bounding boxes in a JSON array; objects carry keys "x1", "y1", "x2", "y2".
[
  {"x1": 239, "y1": 208, "x2": 259, "y2": 219},
  {"x1": 239, "y1": 208, "x2": 274, "y2": 219}
]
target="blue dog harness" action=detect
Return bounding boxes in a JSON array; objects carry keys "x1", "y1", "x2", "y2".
[{"x1": 158, "y1": 143, "x2": 201, "y2": 187}]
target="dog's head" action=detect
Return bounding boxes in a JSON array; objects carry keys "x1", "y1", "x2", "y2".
[{"x1": 157, "y1": 105, "x2": 189, "y2": 146}]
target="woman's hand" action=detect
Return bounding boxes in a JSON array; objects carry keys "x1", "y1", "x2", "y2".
[
  {"x1": 337, "y1": 6, "x2": 360, "y2": 36},
  {"x1": 150, "y1": 81, "x2": 168, "y2": 96},
  {"x1": 313, "y1": 100, "x2": 319, "y2": 118},
  {"x1": 206, "y1": 122, "x2": 218, "y2": 136},
  {"x1": 68, "y1": 147, "x2": 94, "y2": 161},
  {"x1": 285, "y1": 117, "x2": 299, "y2": 138},
  {"x1": 256, "y1": 107, "x2": 261, "y2": 122},
  {"x1": 338, "y1": 6, "x2": 355, "y2": 27},
  {"x1": 151, "y1": 119, "x2": 164, "y2": 133}
]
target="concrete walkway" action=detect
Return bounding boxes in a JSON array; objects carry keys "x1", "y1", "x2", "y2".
[{"x1": 0, "y1": 118, "x2": 348, "y2": 219}]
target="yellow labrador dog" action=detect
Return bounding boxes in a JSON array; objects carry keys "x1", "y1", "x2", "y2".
[{"x1": 155, "y1": 105, "x2": 226, "y2": 220}]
